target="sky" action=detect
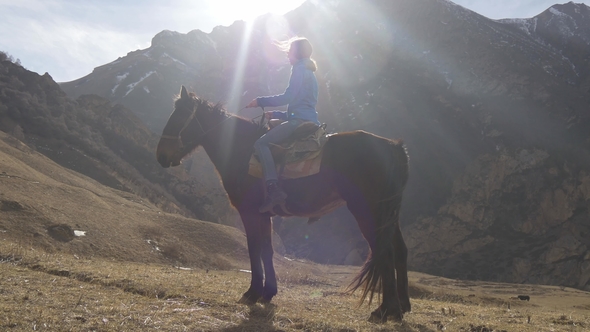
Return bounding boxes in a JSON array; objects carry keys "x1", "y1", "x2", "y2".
[{"x1": 0, "y1": 0, "x2": 587, "y2": 82}]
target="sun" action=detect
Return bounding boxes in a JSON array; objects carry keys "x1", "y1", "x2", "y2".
[
  {"x1": 211, "y1": 0, "x2": 307, "y2": 25},
  {"x1": 210, "y1": 0, "x2": 306, "y2": 114}
]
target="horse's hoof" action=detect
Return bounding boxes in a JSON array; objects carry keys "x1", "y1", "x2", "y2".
[
  {"x1": 259, "y1": 287, "x2": 276, "y2": 304},
  {"x1": 368, "y1": 311, "x2": 387, "y2": 324},
  {"x1": 258, "y1": 290, "x2": 275, "y2": 304},
  {"x1": 368, "y1": 308, "x2": 403, "y2": 323},
  {"x1": 401, "y1": 303, "x2": 412, "y2": 314},
  {"x1": 389, "y1": 312, "x2": 403, "y2": 322},
  {"x1": 238, "y1": 294, "x2": 259, "y2": 305}
]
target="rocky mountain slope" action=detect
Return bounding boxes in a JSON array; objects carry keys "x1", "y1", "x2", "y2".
[
  {"x1": 0, "y1": 54, "x2": 234, "y2": 225},
  {"x1": 16, "y1": 0, "x2": 590, "y2": 290}
]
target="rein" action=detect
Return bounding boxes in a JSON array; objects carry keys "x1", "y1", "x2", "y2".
[{"x1": 160, "y1": 103, "x2": 256, "y2": 147}]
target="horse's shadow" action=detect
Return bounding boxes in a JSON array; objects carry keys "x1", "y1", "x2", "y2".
[
  {"x1": 220, "y1": 303, "x2": 438, "y2": 332},
  {"x1": 221, "y1": 303, "x2": 279, "y2": 332}
]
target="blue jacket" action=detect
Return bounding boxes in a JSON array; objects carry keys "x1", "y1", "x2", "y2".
[{"x1": 256, "y1": 59, "x2": 319, "y2": 125}]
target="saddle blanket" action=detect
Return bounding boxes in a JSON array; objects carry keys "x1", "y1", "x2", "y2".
[{"x1": 248, "y1": 150, "x2": 323, "y2": 179}]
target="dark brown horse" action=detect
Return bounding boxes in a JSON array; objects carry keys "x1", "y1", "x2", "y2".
[{"x1": 156, "y1": 86, "x2": 410, "y2": 322}]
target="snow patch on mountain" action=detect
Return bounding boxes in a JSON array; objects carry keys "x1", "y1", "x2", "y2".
[
  {"x1": 548, "y1": 7, "x2": 577, "y2": 38},
  {"x1": 124, "y1": 71, "x2": 156, "y2": 97},
  {"x1": 161, "y1": 53, "x2": 187, "y2": 67},
  {"x1": 502, "y1": 18, "x2": 538, "y2": 35},
  {"x1": 111, "y1": 72, "x2": 129, "y2": 95},
  {"x1": 116, "y1": 73, "x2": 129, "y2": 82},
  {"x1": 498, "y1": 3, "x2": 589, "y2": 78}
]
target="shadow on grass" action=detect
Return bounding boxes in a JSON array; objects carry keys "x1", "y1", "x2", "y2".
[
  {"x1": 399, "y1": 322, "x2": 437, "y2": 332},
  {"x1": 221, "y1": 303, "x2": 279, "y2": 332},
  {"x1": 220, "y1": 303, "x2": 438, "y2": 332},
  {"x1": 358, "y1": 320, "x2": 436, "y2": 332}
]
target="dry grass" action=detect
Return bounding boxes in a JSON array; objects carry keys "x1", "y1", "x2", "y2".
[{"x1": 1, "y1": 241, "x2": 588, "y2": 332}]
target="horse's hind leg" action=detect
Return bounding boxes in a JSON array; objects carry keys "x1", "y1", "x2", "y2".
[
  {"x1": 394, "y1": 224, "x2": 411, "y2": 313},
  {"x1": 346, "y1": 200, "x2": 403, "y2": 323},
  {"x1": 376, "y1": 262, "x2": 400, "y2": 322}
]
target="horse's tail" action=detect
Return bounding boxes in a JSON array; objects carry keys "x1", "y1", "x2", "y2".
[{"x1": 348, "y1": 139, "x2": 409, "y2": 306}]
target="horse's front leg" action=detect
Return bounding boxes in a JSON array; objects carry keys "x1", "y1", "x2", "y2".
[
  {"x1": 238, "y1": 212, "x2": 265, "y2": 304},
  {"x1": 259, "y1": 215, "x2": 277, "y2": 302}
]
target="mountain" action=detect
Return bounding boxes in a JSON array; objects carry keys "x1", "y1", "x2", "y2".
[
  {"x1": 501, "y1": 2, "x2": 590, "y2": 90},
  {"x1": 0, "y1": 53, "x2": 235, "y2": 226},
  {"x1": 59, "y1": 24, "x2": 245, "y2": 132},
  {"x1": 25, "y1": 0, "x2": 590, "y2": 291}
]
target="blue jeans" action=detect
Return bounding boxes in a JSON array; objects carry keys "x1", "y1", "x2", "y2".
[{"x1": 254, "y1": 119, "x2": 304, "y2": 181}]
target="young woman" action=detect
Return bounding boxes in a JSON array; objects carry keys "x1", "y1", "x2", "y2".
[{"x1": 246, "y1": 37, "x2": 319, "y2": 213}]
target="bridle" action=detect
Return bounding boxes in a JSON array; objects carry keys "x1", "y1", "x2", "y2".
[
  {"x1": 159, "y1": 100, "x2": 246, "y2": 148},
  {"x1": 159, "y1": 103, "x2": 203, "y2": 148}
]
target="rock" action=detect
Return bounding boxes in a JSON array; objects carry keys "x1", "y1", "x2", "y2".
[
  {"x1": 543, "y1": 234, "x2": 585, "y2": 264},
  {"x1": 0, "y1": 200, "x2": 24, "y2": 212},
  {"x1": 406, "y1": 147, "x2": 590, "y2": 290},
  {"x1": 579, "y1": 260, "x2": 590, "y2": 289},
  {"x1": 47, "y1": 224, "x2": 75, "y2": 242}
]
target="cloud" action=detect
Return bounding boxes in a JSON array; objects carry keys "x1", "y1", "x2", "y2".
[{"x1": 0, "y1": 0, "x2": 227, "y2": 81}]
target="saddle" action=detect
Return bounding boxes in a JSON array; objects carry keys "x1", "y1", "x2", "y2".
[{"x1": 248, "y1": 121, "x2": 328, "y2": 179}]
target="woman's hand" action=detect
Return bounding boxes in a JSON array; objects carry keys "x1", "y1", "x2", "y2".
[{"x1": 246, "y1": 99, "x2": 258, "y2": 108}]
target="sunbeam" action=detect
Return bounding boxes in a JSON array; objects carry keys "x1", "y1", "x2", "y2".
[{"x1": 228, "y1": 21, "x2": 254, "y2": 114}]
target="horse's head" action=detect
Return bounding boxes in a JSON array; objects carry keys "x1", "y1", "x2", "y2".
[
  {"x1": 156, "y1": 85, "x2": 208, "y2": 168},
  {"x1": 157, "y1": 85, "x2": 259, "y2": 169}
]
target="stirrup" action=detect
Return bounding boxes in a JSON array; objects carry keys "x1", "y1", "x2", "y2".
[{"x1": 259, "y1": 188, "x2": 287, "y2": 213}]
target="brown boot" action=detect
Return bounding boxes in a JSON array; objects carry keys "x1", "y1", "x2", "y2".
[{"x1": 259, "y1": 180, "x2": 287, "y2": 213}]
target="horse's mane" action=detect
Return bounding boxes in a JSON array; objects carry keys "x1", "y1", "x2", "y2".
[
  {"x1": 177, "y1": 92, "x2": 254, "y2": 124},
  {"x1": 174, "y1": 92, "x2": 267, "y2": 146}
]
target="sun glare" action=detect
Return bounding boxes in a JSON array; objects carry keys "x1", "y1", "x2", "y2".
[
  {"x1": 211, "y1": 0, "x2": 306, "y2": 25},
  {"x1": 223, "y1": 0, "x2": 307, "y2": 115}
]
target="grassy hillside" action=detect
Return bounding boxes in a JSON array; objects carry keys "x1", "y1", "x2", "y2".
[
  {"x1": 2, "y1": 245, "x2": 589, "y2": 331},
  {"x1": 0, "y1": 130, "x2": 247, "y2": 268},
  {"x1": 0, "y1": 131, "x2": 588, "y2": 331}
]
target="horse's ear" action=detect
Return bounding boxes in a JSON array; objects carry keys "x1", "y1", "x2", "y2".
[{"x1": 180, "y1": 85, "x2": 189, "y2": 99}]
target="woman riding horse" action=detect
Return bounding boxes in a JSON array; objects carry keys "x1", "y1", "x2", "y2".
[
  {"x1": 156, "y1": 38, "x2": 411, "y2": 322},
  {"x1": 246, "y1": 37, "x2": 320, "y2": 213}
]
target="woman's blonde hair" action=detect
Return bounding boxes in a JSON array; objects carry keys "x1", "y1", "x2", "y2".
[{"x1": 276, "y1": 37, "x2": 317, "y2": 71}]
